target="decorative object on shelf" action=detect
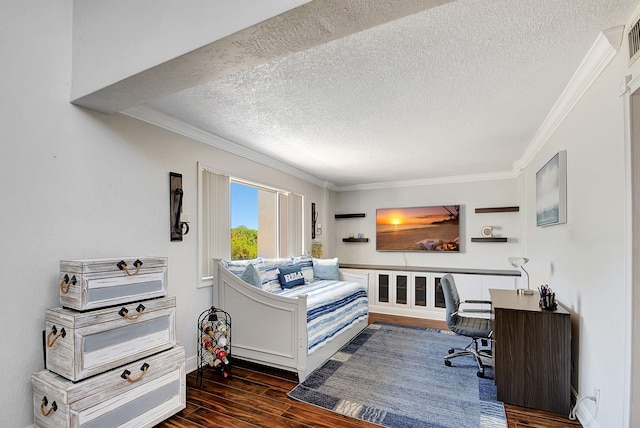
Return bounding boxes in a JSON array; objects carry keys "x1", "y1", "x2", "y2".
[
  {"x1": 335, "y1": 213, "x2": 366, "y2": 218},
  {"x1": 509, "y1": 257, "x2": 534, "y2": 295},
  {"x1": 472, "y1": 225, "x2": 506, "y2": 241},
  {"x1": 475, "y1": 206, "x2": 519, "y2": 213},
  {"x1": 538, "y1": 284, "x2": 557, "y2": 310},
  {"x1": 536, "y1": 150, "x2": 567, "y2": 227},
  {"x1": 170, "y1": 172, "x2": 190, "y2": 241},
  {"x1": 472, "y1": 207, "x2": 518, "y2": 242},
  {"x1": 197, "y1": 306, "x2": 232, "y2": 386},
  {"x1": 311, "y1": 241, "x2": 323, "y2": 258},
  {"x1": 481, "y1": 226, "x2": 493, "y2": 238}
]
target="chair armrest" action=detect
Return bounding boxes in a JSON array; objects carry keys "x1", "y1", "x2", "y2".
[
  {"x1": 459, "y1": 299, "x2": 493, "y2": 316},
  {"x1": 460, "y1": 309, "x2": 493, "y2": 314}
]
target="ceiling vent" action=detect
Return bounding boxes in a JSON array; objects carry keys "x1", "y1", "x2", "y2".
[{"x1": 629, "y1": 18, "x2": 640, "y2": 64}]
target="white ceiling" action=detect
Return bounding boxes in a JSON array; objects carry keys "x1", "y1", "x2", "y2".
[{"x1": 136, "y1": 0, "x2": 637, "y2": 188}]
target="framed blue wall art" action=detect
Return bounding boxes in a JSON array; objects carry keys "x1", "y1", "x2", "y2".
[{"x1": 536, "y1": 150, "x2": 567, "y2": 227}]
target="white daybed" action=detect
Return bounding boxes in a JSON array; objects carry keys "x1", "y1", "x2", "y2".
[{"x1": 214, "y1": 257, "x2": 369, "y2": 382}]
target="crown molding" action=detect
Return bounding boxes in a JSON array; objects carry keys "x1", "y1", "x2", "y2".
[
  {"x1": 123, "y1": 27, "x2": 622, "y2": 192},
  {"x1": 125, "y1": 105, "x2": 520, "y2": 192},
  {"x1": 334, "y1": 170, "x2": 519, "y2": 192},
  {"x1": 513, "y1": 26, "x2": 624, "y2": 172},
  {"x1": 123, "y1": 105, "x2": 335, "y2": 189}
]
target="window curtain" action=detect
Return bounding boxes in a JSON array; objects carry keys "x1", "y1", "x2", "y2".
[
  {"x1": 200, "y1": 166, "x2": 303, "y2": 283},
  {"x1": 201, "y1": 168, "x2": 230, "y2": 281},
  {"x1": 287, "y1": 192, "x2": 303, "y2": 257}
]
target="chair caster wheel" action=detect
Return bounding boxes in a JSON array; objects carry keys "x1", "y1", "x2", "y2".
[
  {"x1": 448, "y1": 348, "x2": 454, "y2": 354},
  {"x1": 477, "y1": 371, "x2": 485, "y2": 378},
  {"x1": 444, "y1": 360, "x2": 452, "y2": 367}
]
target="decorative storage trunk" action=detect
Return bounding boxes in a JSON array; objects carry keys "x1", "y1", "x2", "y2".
[
  {"x1": 45, "y1": 297, "x2": 176, "y2": 382},
  {"x1": 32, "y1": 345, "x2": 185, "y2": 428},
  {"x1": 59, "y1": 257, "x2": 168, "y2": 311}
]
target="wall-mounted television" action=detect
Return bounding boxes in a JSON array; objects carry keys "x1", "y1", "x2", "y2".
[{"x1": 376, "y1": 205, "x2": 460, "y2": 252}]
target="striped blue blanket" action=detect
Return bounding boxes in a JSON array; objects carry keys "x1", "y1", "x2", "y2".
[{"x1": 275, "y1": 279, "x2": 369, "y2": 355}]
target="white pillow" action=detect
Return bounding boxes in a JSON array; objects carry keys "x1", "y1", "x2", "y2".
[
  {"x1": 291, "y1": 255, "x2": 314, "y2": 283},
  {"x1": 312, "y1": 257, "x2": 340, "y2": 280}
]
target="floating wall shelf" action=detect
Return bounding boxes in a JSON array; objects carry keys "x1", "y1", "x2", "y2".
[
  {"x1": 342, "y1": 237, "x2": 369, "y2": 242},
  {"x1": 472, "y1": 207, "x2": 517, "y2": 243},
  {"x1": 471, "y1": 237, "x2": 508, "y2": 243},
  {"x1": 335, "y1": 213, "x2": 366, "y2": 219},
  {"x1": 474, "y1": 206, "x2": 519, "y2": 213}
]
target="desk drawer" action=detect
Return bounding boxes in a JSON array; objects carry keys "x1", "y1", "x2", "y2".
[
  {"x1": 33, "y1": 346, "x2": 185, "y2": 428},
  {"x1": 45, "y1": 297, "x2": 176, "y2": 382}
]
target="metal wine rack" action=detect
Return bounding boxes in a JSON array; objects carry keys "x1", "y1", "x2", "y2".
[{"x1": 197, "y1": 306, "x2": 232, "y2": 386}]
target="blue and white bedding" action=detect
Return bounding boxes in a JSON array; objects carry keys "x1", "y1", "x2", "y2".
[{"x1": 275, "y1": 279, "x2": 368, "y2": 355}]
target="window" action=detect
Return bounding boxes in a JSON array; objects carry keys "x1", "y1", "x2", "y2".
[
  {"x1": 231, "y1": 180, "x2": 283, "y2": 260},
  {"x1": 199, "y1": 164, "x2": 303, "y2": 286}
]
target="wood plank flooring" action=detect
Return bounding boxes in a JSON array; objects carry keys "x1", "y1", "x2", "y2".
[{"x1": 159, "y1": 313, "x2": 581, "y2": 428}]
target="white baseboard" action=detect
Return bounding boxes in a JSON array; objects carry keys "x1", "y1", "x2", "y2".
[
  {"x1": 369, "y1": 304, "x2": 446, "y2": 321},
  {"x1": 186, "y1": 355, "x2": 198, "y2": 374},
  {"x1": 576, "y1": 406, "x2": 602, "y2": 428},
  {"x1": 571, "y1": 387, "x2": 602, "y2": 428}
]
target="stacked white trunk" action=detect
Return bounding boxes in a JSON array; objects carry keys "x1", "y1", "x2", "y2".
[{"x1": 32, "y1": 257, "x2": 186, "y2": 428}]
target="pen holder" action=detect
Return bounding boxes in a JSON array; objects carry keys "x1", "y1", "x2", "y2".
[{"x1": 539, "y1": 293, "x2": 557, "y2": 311}]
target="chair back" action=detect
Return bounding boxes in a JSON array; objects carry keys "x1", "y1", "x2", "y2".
[{"x1": 441, "y1": 274, "x2": 460, "y2": 329}]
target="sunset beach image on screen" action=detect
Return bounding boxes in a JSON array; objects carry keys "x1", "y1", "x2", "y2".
[{"x1": 376, "y1": 205, "x2": 460, "y2": 252}]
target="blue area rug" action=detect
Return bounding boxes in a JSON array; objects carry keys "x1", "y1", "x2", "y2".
[{"x1": 288, "y1": 323, "x2": 506, "y2": 428}]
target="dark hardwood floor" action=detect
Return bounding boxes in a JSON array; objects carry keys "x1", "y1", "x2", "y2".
[{"x1": 159, "y1": 313, "x2": 581, "y2": 428}]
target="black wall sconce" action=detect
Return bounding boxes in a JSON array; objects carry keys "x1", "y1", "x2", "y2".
[
  {"x1": 311, "y1": 202, "x2": 322, "y2": 239},
  {"x1": 170, "y1": 172, "x2": 190, "y2": 241}
]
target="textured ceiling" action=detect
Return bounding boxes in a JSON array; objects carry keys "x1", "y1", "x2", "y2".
[{"x1": 142, "y1": 0, "x2": 637, "y2": 187}]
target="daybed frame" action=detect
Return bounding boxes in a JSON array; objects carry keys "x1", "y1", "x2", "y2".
[{"x1": 214, "y1": 259, "x2": 369, "y2": 382}]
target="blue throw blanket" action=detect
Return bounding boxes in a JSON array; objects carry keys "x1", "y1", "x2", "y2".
[{"x1": 275, "y1": 280, "x2": 369, "y2": 354}]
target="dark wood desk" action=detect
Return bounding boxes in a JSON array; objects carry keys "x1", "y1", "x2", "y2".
[{"x1": 489, "y1": 289, "x2": 571, "y2": 414}]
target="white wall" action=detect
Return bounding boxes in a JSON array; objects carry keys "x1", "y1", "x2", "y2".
[
  {"x1": 333, "y1": 179, "x2": 522, "y2": 272},
  {"x1": 521, "y1": 34, "x2": 630, "y2": 427},
  {"x1": 71, "y1": 0, "x2": 309, "y2": 100},
  {"x1": 0, "y1": 2, "x2": 325, "y2": 426}
]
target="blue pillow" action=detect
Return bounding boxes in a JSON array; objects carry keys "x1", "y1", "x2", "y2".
[
  {"x1": 313, "y1": 257, "x2": 340, "y2": 280},
  {"x1": 240, "y1": 263, "x2": 262, "y2": 288},
  {"x1": 278, "y1": 264, "x2": 305, "y2": 289}
]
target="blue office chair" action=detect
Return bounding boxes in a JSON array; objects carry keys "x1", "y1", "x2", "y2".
[{"x1": 441, "y1": 274, "x2": 493, "y2": 378}]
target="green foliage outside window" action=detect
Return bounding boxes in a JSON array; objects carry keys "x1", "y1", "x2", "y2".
[{"x1": 231, "y1": 225, "x2": 258, "y2": 260}]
